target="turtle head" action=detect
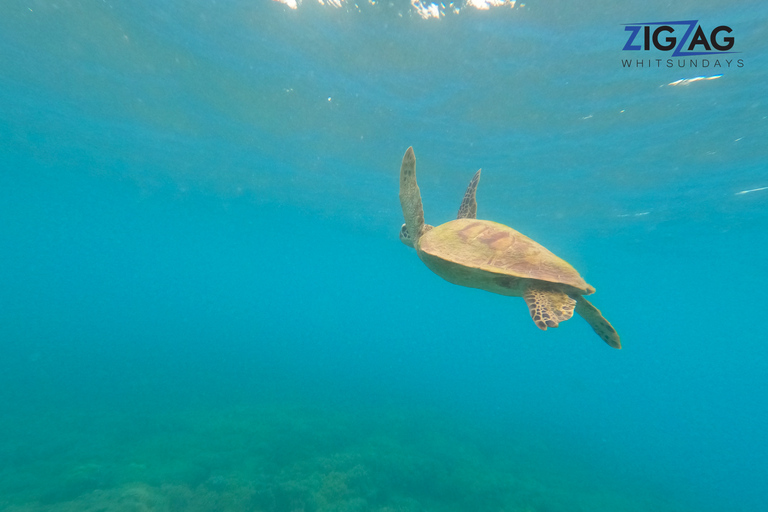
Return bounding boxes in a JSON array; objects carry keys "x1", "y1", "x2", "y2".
[
  {"x1": 400, "y1": 223, "x2": 433, "y2": 248},
  {"x1": 399, "y1": 223, "x2": 414, "y2": 247}
]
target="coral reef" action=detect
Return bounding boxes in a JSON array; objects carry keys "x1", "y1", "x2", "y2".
[{"x1": 0, "y1": 403, "x2": 670, "y2": 512}]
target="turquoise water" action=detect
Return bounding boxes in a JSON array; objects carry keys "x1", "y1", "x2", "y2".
[{"x1": 1, "y1": 1, "x2": 767, "y2": 511}]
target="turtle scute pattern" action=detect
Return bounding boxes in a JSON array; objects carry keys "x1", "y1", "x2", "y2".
[{"x1": 446, "y1": 220, "x2": 588, "y2": 291}]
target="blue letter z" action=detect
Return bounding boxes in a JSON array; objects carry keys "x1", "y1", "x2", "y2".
[{"x1": 623, "y1": 26, "x2": 642, "y2": 51}]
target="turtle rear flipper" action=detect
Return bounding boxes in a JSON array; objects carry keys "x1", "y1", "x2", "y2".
[
  {"x1": 574, "y1": 297, "x2": 621, "y2": 349},
  {"x1": 523, "y1": 287, "x2": 576, "y2": 330}
]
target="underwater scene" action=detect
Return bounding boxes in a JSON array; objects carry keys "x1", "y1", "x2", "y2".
[{"x1": 1, "y1": 1, "x2": 767, "y2": 511}]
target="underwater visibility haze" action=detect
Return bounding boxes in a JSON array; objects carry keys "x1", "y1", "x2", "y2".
[{"x1": 1, "y1": 0, "x2": 767, "y2": 511}]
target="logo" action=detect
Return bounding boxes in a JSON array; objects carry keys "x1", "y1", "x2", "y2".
[{"x1": 621, "y1": 20, "x2": 743, "y2": 69}]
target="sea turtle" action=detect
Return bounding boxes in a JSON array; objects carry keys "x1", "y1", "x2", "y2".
[{"x1": 398, "y1": 147, "x2": 621, "y2": 349}]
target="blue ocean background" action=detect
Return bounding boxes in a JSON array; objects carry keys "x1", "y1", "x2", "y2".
[{"x1": 1, "y1": 1, "x2": 767, "y2": 511}]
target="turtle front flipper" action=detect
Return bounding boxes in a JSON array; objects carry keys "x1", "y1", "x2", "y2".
[
  {"x1": 574, "y1": 297, "x2": 621, "y2": 349},
  {"x1": 523, "y1": 286, "x2": 576, "y2": 330},
  {"x1": 399, "y1": 147, "x2": 426, "y2": 244},
  {"x1": 457, "y1": 169, "x2": 481, "y2": 219}
]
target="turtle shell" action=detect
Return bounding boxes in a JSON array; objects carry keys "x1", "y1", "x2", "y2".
[{"x1": 418, "y1": 218, "x2": 593, "y2": 294}]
